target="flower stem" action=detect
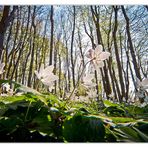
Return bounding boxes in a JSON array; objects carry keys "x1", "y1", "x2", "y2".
[
  {"x1": 24, "y1": 101, "x2": 31, "y2": 122},
  {"x1": 67, "y1": 58, "x2": 95, "y2": 100}
]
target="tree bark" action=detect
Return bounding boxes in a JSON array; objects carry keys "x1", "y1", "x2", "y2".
[
  {"x1": 121, "y1": 6, "x2": 141, "y2": 80},
  {"x1": 91, "y1": 6, "x2": 112, "y2": 100},
  {"x1": 0, "y1": 6, "x2": 17, "y2": 61},
  {"x1": 49, "y1": 6, "x2": 54, "y2": 65},
  {"x1": 70, "y1": 6, "x2": 76, "y2": 88},
  {"x1": 113, "y1": 6, "x2": 125, "y2": 102},
  {"x1": 28, "y1": 6, "x2": 36, "y2": 87}
]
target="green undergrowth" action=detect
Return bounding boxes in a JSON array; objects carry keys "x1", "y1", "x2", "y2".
[{"x1": 0, "y1": 93, "x2": 148, "y2": 142}]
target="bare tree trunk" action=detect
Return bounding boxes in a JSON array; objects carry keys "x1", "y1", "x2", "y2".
[
  {"x1": 6, "y1": 9, "x2": 21, "y2": 79},
  {"x1": 10, "y1": 7, "x2": 29, "y2": 81},
  {"x1": 91, "y1": 6, "x2": 111, "y2": 101},
  {"x1": 70, "y1": 6, "x2": 76, "y2": 88},
  {"x1": 2, "y1": 17, "x2": 14, "y2": 79},
  {"x1": 28, "y1": 6, "x2": 36, "y2": 87},
  {"x1": 49, "y1": 6, "x2": 54, "y2": 65},
  {"x1": 113, "y1": 6, "x2": 125, "y2": 102},
  {"x1": 58, "y1": 51, "x2": 62, "y2": 97},
  {"x1": 0, "y1": 6, "x2": 17, "y2": 61},
  {"x1": 119, "y1": 31, "x2": 129, "y2": 102},
  {"x1": 121, "y1": 6, "x2": 141, "y2": 80},
  {"x1": 83, "y1": 20, "x2": 95, "y2": 48},
  {"x1": 66, "y1": 42, "x2": 71, "y2": 92},
  {"x1": 54, "y1": 33, "x2": 61, "y2": 94},
  {"x1": 77, "y1": 29, "x2": 85, "y2": 68},
  {"x1": 106, "y1": 8, "x2": 118, "y2": 101},
  {"x1": 22, "y1": 6, "x2": 31, "y2": 85},
  {"x1": 53, "y1": 41, "x2": 58, "y2": 94}
]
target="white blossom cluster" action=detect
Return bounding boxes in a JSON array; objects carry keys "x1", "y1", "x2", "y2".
[
  {"x1": 0, "y1": 62, "x2": 59, "y2": 96},
  {"x1": 136, "y1": 78, "x2": 148, "y2": 106},
  {"x1": 78, "y1": 45, "x2": 110, "y2": 102}
]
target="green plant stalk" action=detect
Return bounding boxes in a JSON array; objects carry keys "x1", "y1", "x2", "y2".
[
  {"x1": 67, "y1": 58, "x2": 95, "y2": 101},
  {"x1": 24, "y1": 101, "x2": 32, "y2": 122},
  {"x1": 94, "y1": 70, "x2": 105, "y2": 109}
]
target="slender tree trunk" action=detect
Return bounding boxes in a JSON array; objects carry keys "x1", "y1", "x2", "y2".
[
  {"x1": 49, "y1": 6, "x2": 54, "y2": 65},
  {"x1": 70, "y1": 6, "x2": 76, "y2": 88},
  {"x1": 78, "y1": 29, "x2": 85, "y2": 68},
  {"x1": 113, "y1": 6, "x2": 125, "y2": 102},
  {"x1": 66, "y1": 42, "x2": 71, "y2": 92},
  {"x1": 91, "y1": 6, "x2": 111, "y2": 100},
  {"x1": 0, "y1": 6, "x2": 17, "y2": 61},
  {"x1": 119, "y1": 31, "x2": 129, "y2": 102},
  {"x1": 10, "y1": 7, "x2": 29, "y2": 81},
  {"x1": 28, "y1": 6, "x2": 36, "y2": 87},
  {"x1": 2, "y1": 18, "x2": 14, "y2": 79},
  {"x1": 54, "y1": 34, "x2": 61, "y2": 94},
  {"x1": 106, "y1": 8, "x2": 118, "y2": 101},
  {"x1": 6, "y1": 14, "x2": 21, "y2": 79},
  {"x1": 121, "y1": 6, "x2": 141, "y2": 80},
  {"x1": 83, "y1": 21, "x2": 95, "y2": 48},
  {"x1": 54, "y1": 41, "x2": 57, "y2": 94},
  {"x1": 58, "y1": 51, "x2": 62, "y2": 97},
  {"x1": 22, "y1": 6, "x2": 31, "y2": 85}
]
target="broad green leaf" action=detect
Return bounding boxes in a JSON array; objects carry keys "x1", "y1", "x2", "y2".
[
  {"x1": 118, "y1": 126, "x2": 143, "y2": 142},
  {"x1": 132, "y1": 127, "x2": 148, "y2": 142},
  {"x1": 63, "y1": 114, "x2": 105, "y2": 142},
  {"x1": 110, "y1": 117, "x2": 136, "y2": 123},
  {"x1": 137, "y1": 121, "x2": 148, "y2": 135},
  {"x1": 0, "y1": 95, "x2": 28, "y2": 104},
  {"x1": 103, "y1": 106, "x2": 126, "y2": 117},
  {"x1": 105, "y1": 127, "x2": 117, "y2": 142},
  {"x1": 103, "y1": 100, "x2": 118, "y2": 107},
  {"x1": 16, "y1": 85, "x2": 41, "y2": 95},
  {"x1": 0, "y1": 116, "x2": 23, "y2": 133},
  {"x1": 0, "y1": 102, "x2": 7, "y2": 116}
]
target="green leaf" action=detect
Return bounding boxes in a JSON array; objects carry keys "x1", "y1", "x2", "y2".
[
  {"x1": 16, "y1": 85, "x2": 41, "y2": 95},
  {"x1": 63, "y1": 114, "x2": 105, "y2": 142},
  {"x1": 0, "y1": 95, "x2": 28, "y2": 104},
  {"x1": 132, "y1": 127, "x2": 148, "y2": 142},
  {"x1": 28, "y1": 110, "x2": 53, "y2": 135},
  {"x1": 0, "y1": 116, "x2": 23, "y2": 134},
  {"x1": 105, "y1": 127, "x2": 117, "y2": 142},
  {"x1": 0, "y1": 102, "x2": 7, "y2": 116},
  {"x1": 64, "y1": 108, "x2": 77, "y2": 115},
  {"x1": 103, "y1": 106, "x2": 126, "y2": 117},
  {"x1": 103, "y1": 100, "x2": 119, "y2": 107},
  {"x1": 111, "y1": 117, "x2": 136, "y2": 124},
  {"x1": 117, "y1": 126, "x2": 143, "y2": 142},
  {"x1": 44, "y1": 93, "x2": 62, "y2": 107},
  {"x1": 137, "y1": 121, "x2": 148, "y2": 135}
]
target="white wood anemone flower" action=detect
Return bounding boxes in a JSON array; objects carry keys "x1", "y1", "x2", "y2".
[
  {"x1": 15, "y1": 92, "x2": 24, "y2": 96},
  {"x1": 78, "y1": 96, "x2": 89, "y2": 103},
  {"x1": 0, "y1": 62, "x2": 5, "y2": 75},
  {"x1": 1, "y1": 83, "x2": 14, "y2": 96},
  {"x1": 82, "y1": 74, "x2": 96, "y2": 88},
  {"x1": 1, "y1": 93, "x2": 9, "y2": 97},
  {"x1": 136, "y1": 78, "x2": 148, "y2": 90},
  {"x1": 86, "y1": 89, "x2": 98, "y2": 99},
  {"x1": 86, "y1": 45, "x2": 110, "y2": 69},
  {"x1": 35, "y1": 64, "x2": 58, "y2": 89},
  {"x1": 2, "y1": 83, "x2": 10, "y2": 92}
]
